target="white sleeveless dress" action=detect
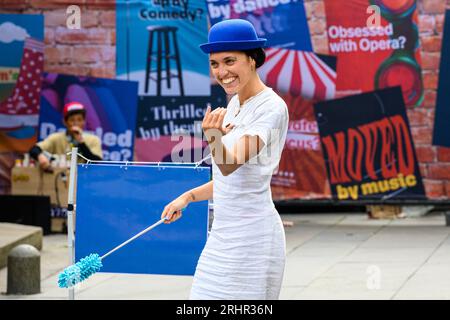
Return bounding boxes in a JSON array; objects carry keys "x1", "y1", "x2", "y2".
[{"x1": 190, "y1": 88, "x2": 289, "y2": 300}]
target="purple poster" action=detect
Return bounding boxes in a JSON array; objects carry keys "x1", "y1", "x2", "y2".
[{"x1": 38, "y1": 73, "x2": 139, "y2": 161}]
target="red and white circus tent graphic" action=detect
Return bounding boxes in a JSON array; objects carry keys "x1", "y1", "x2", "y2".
[{"x1": 258, "y1": 48, "x2": 337, "y2": 101}]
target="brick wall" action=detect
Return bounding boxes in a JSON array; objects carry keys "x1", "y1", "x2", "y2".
[
  {"x1": 1, "y1": 0, "x2": 449, "y2": 198},
  {"x1": 0, "y1": 0, "x2": 116, "y2": 78}
]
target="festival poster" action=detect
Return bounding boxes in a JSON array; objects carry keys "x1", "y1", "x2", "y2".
[
  {"x1": 0, "y1": 14, "x2": 44, "y2": 152},
  {"x1": 271, "y1": 97, "x2": 331, "y2": 200},
  {"x1": 432, "y1": 9, "x2": 450, "y2": 148},
  {"x1": 258, "y1": 49, "x2": 336, "y2": 100},
  {"x1": 206, "y1": 0, "x2": 312, "y2": 51},
  {"x1": 116, "y1": 0, "x2": 210, "y2": 96},
  {"x1": 314, "y1": 86, "x2": 426, "y2": 201},
  {"x1": 270, "y1": 54, "x2": 337, "y2": 201},
  {"x1": 206, "y1": 0, "x2": 230, "y2": 25},
  {"x1": 135, "y1": 85, "x2": 226, "y2": 162},
  {"x1": 0, "y1": 14, "x2": 44, "y2": 194},
  {"x1": 38, "y1": 73, "x2": 139, "y2": 161},
  {"x1": 324, "y1": 0, "x2": 423, "y2": 108}
]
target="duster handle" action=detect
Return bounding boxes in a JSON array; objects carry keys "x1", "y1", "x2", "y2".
[
  {"x1": 100, "y1": 207, "x2": 186, "y2": 260},
  {"x1": 100, "y1": 218, "x2": 166, "y2": 260}
]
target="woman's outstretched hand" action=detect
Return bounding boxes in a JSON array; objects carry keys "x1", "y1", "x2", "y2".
[
  {"x1": 161, "y1": 194, "x2": 189, "y2": 224},
  {"x1": 202, "y1": 106, "x2": 234, "y2": 142}
]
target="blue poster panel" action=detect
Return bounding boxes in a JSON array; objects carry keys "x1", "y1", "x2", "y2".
[
  {"x1": 206, "y1": 0, "x2": 312, "y2": 51},
  {"x1": 75, "y1": 163, "x2": 210, "y2": 275}
]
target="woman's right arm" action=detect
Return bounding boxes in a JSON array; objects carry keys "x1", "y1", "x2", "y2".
[
  {"x1": 161, "y1": 180, "x2": 213, "y2": 223},
  {"x1": 182, "y1": 180, "x2": 213, "y2": 204}
]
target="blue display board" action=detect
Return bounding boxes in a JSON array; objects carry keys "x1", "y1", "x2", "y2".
[{"x1": 75, "y1": 163, "x2": 210, "y2": 276}]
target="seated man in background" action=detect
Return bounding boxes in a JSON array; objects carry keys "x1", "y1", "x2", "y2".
[{"x1": 29, "y1": 102, "x2": 103, "y2": 170}]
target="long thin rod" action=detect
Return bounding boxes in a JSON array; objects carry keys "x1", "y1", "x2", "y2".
[
  {"x1": 100, "y1": 218, "x2": 166, "y2": 260},
  {"x1": 67, "y1": 147, "x2": 78, "y2": 300}
]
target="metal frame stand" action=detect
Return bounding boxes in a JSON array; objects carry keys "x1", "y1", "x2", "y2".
[
  {"x1": 64, "y1": 150, "x2": 212, "y2": 299},
  {"x1": 67, "y1": 147, "x2": 78, "y2": 300}
]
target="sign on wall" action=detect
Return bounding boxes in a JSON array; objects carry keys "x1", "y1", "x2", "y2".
[
  {"x1": 324, "y1": 0, "x2": 424, "y2": 108},
  {"x1": 38, "y1": 73, "x2": 139, "y2": 161},
  {"x1": 432, "y1": 9, "x2": 450, "y2": 148},
  {"x1": 206, "y1": 0, "x2": 312, "y2": 51},
  {"x1": 271, "y1": 54, "x2": 337, "y2": 200},
  {"x1": 116, "y1": 0, "x2": 211, "y2": 96},
  {"x1": 314, "y1": 86, "x2": 426, "y2": 201},
  {"x1": 0, "y1": 14, "x2": 44, "y2": 153},
  {"x1": 134, "y1": 85, "x2": 226, "y2": 162}
]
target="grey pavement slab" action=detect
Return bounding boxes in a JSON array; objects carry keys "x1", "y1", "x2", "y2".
[
  {"x1": 341, "y1": 247, "x2": 436, "y2": 263},
  {"x1": 283, "y1": 256, "x2": 341, "y2": 287},
  {"x1": 1, "y1": 213, "x2": 449, "y2": 300},
  {"x1": 279, "y1": 286, "x2": 307, "y2": 300},
  {"x1": 426, "y1": 235, "x2": 450, "y2": 264},
  {"x1": 359, "y1": 227, "x2": 449, "y2": 249},
  {"x1": 76, "y1": 274, "x2": 193, "y2": 300},
  {"x1": 393, "y1": 263, "x2": 450, "y2": 300}
]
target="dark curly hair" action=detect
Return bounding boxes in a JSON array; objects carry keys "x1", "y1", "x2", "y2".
[{"x1": 243, "y1": 48, "x2": 266, "y2": 69}]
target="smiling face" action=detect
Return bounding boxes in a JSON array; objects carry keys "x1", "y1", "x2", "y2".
[{"x1": 209, "y1": 51, "x2": 255, "y2": 96}]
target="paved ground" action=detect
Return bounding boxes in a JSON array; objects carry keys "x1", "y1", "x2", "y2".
[{"x1": 1, "y1": 212, "x2": 449, "y2": 300}]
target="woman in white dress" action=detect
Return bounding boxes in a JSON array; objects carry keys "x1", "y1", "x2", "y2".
[{"x1": 161, "y1": 19, "x2": 289, "y2": 300}]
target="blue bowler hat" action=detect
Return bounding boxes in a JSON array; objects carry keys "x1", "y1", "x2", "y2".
[{"x1": 200, "y1": 19, "x2": 267, "y2": 54}]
